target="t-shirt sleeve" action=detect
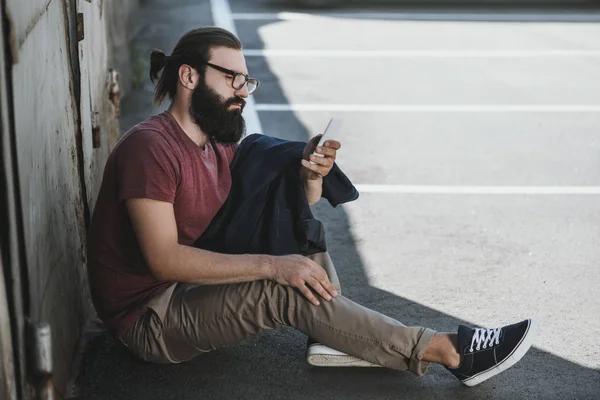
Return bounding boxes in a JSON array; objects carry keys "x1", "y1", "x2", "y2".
[{"x1": 115, "y1": 130, "x2": 179, "y2": 203}]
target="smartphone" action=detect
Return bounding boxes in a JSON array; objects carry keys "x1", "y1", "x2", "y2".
[{"x1": 310, "y1": 117, "x2": 343, "y2": 164}]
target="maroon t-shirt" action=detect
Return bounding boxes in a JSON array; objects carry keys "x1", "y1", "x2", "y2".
[{"x1": 87, "y1": 112, "x2": 237, "y2": 335}]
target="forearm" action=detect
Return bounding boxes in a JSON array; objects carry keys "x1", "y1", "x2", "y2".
[
  {"x1": 153, "y1": 244, "x2": 274, "y2": 285},
  {"x1": 303, "y1": 176, "x2": 323, "y2": 205}
]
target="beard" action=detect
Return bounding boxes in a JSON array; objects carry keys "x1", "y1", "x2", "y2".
[{"x1": 189, "y1": 81, "x2": 247, "y2": 145}]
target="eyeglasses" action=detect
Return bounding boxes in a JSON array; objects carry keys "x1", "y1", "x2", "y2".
[{"x1": 205, "y1": 62, "x2": 260, "y2": 95}]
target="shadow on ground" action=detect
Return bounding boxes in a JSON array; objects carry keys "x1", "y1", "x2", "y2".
[
  {"x1": 78, "y1": 208, "x2": 600, "y2": 399},
  {"x1": 80, "y1": 1, "x2": 600, "y2": 399}
]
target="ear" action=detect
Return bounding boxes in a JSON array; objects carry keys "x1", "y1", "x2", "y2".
[{"x1": 178, "y1": 64, "x2": 200, "y2": 90}]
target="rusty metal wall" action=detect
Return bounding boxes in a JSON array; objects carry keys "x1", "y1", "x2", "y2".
[
  {"x1": 7, "y1": 0, "x2": 88, "y2": 393},
  {"x1": 2, "y1": 0, "x2": 126, "y2": 395}
]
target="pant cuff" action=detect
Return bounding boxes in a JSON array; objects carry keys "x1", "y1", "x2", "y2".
[{"x1": 408, "y1": 327, "x2": 437, "y2": 376}]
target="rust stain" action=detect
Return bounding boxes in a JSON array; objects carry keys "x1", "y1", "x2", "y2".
[
  {"x1": 91, "y1": 110, "x2": 100, "y2": 148},
  {"x1": 76, "y1": 13, "x2": 84, "y2": 42},
  {"x1": 108, "y1": 69, "x2": 120, "y2": 118},
  {"x1": 92, "y1": 127, "x2": 101, "y2": 148}
]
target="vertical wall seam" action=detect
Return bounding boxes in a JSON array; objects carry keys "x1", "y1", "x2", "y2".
[
  {"x1": 62, "y1": 0, "x2": 91, "y2": 232},
  {"x1": 0, "y1": 0, "x2": 31, "y2": 398}
]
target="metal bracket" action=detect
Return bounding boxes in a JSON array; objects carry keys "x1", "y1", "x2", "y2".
[{"x1": 27, "y1": 320, "x2": 54, "y2": 400}]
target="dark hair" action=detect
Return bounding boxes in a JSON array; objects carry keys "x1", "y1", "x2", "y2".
[{"x1": 149, "y1": 27, "x2": 243, "y2": 105}]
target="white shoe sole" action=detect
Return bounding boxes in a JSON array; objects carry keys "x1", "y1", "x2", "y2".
[
  {"x1": 306, "y1": 344, "x2": 381, "y2": 367},
  {"x1": 462, "y1": 319, "x2": 538, "y2": 387}
]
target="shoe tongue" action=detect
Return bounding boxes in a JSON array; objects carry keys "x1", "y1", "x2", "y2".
[{"x1": 457, "y1": 325, "x2": 475, "y2": 354}]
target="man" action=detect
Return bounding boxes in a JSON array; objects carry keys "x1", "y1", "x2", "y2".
[{"x1": 87, "y1": 27, "x2": 536, "y2": 387}]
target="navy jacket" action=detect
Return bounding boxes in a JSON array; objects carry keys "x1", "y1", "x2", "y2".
[{"x1": 194, "y1": 134, "x2": 359, "y2": 256}]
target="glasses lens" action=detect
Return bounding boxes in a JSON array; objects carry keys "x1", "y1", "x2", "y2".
[
  {"x1": 247, "y1": 79, "x2": 259, "y2": 94},
  {"x1": 233, "y1": 74, "x2": 247, "y2": 90}
]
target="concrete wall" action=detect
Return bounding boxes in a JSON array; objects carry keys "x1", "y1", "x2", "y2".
[{"x1": 2, "y1": 0, "x2": 137, "y2": 396}]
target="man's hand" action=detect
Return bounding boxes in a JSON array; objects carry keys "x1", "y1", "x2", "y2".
[
  {"x1": 301, "y1": 134, "x2": 341, "y2": 181},
  {"x1": 270, "y1": 254, "x2": 338, "y2": 306},
  {"x1": 300, "y1": 135, "x2": 342, "y2": 204}
]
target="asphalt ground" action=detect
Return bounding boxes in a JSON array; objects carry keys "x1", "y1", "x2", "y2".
[{"x1": 79, "y1": 1, "x2": 600, "y2": 399}]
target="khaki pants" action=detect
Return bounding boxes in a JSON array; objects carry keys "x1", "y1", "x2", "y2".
[{"x1": 120, "y1": 253, "x2": 436, "y2": 375}]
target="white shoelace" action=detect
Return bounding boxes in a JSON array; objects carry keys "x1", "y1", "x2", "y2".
[{"x1": 469, "y1": 327, "x2": 502, "y2": 352}]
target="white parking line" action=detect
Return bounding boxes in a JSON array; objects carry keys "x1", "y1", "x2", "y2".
[
  {"x1": 243, "y1": 49, "x2": 600, "y2": 58},
  {"x1": 256, "y1": 104, "x2": 600, "y2": 112},
  {"x1": 210, "y1": 0, "x2": 263, "y2": 135},
  {"x1": 232, "y1": 11, "x2": 600, "y2": 22},
  {"x1": 355, "y1": 185, "x2": 600, "y2": 194}
]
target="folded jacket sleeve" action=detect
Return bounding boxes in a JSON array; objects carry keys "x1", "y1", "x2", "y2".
[{"x1": 322, "y1": 163, "x2": 360, "y2": 207}]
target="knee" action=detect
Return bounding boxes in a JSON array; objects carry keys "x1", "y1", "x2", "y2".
[
  {"x1": 261, "y1": 279, "x2": 297, "y2": 301},
  {"x1": 259, "y1": 280, "x2": 308, "y2": 322}
]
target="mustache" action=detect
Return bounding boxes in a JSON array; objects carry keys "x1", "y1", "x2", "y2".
[{"x1": 225, "y1": 96, "x2": 246, "y2": 109}]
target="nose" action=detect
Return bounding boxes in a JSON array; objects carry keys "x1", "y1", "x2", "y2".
[{"x1": 234, "y1": 84, "x2": 249, "y2": 98}]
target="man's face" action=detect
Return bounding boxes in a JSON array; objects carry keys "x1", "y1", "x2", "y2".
[{"x1": 189, "y1": 47, "x2": 249, "y2": 144}]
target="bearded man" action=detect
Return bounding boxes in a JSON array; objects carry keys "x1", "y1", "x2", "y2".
[{"x1": 87, "y1": 27, "x2": 535, "y2": 388}]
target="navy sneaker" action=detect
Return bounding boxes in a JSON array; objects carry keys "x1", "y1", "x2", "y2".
[{"x1": 447, "y1": 319, "x2": 537, "y2": 386}]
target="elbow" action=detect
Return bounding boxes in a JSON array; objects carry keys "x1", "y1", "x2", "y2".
[
  {"x1": 149, "y1": 263, "x2": 171, "y2": 281},
  {"x1": 146, "y1": 247, "x2": 177, "y2": 282}
]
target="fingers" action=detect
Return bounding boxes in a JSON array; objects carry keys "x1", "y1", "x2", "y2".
[
  {"x1": 315, "y1": 146, "x2": 337, "y2": 161},
  {"x1": 303, "y1": 154, "x2": 333, "y2": 168},
  {"x1": 307, "y1": 278, "x2": 333, "y2": 302},
  {"x1": 298, "y1": 278, "x2": 336, "y2": 306},
  {"x1": 294, "y1": 275, "x2": 337, "y2": 306},
  {"x1": 298, "y1": 282, "x2": 321, "y2": 306},
  {"x1": 323, "y1": 140, "x2": 341, "y2": 150},
  {"x1": 309, "y1": 154, "x2": 333, "y2": 168},
  {"x1": 305, "y1": 261, "x2": 337, "y2": 302},
  {"x1": 314, "y1": 145, "x2": 337, "y2": 158},
  {"x1": 285, "y1": 255, "x2": 339, "y2": 306},
  {"x1": 321, "y1": 279, "x2": 338, "y2": 299},
  {"x1": 301, "y1": 159, "x2": 331, "y2": 178}
]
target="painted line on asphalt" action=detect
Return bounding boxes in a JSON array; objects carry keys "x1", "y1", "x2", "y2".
[
  {"x1": 255, "y1": 104, "x2": 600, "y2": 112},
  {"x1": 210, "y1": 0, "x2": 264, "y2": 135},
  {"x1": 232, "y1": 11, "x2": 600, "y2": 22},
  {"x1": 355, "y1": 185, "x2": 600, "y2": 195},
  {"x1": 243, "y1": 49, "x2": 600, "y2": 58}
]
